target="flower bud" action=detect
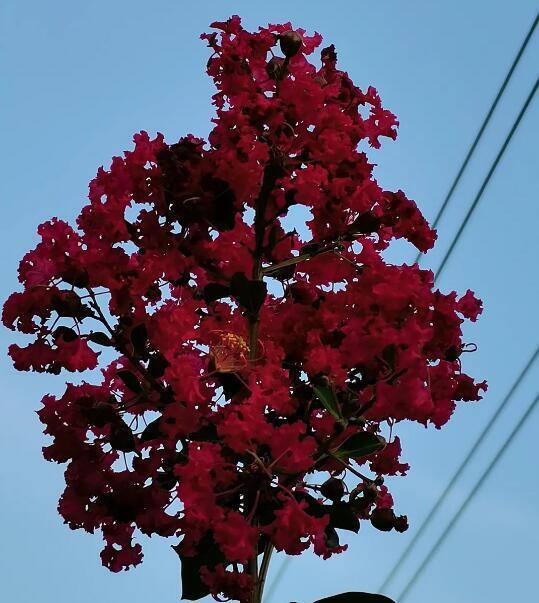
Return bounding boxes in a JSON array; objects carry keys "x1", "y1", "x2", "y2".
[
  {"x1": 370, "y1": 507, "x2": 395, "y2": 531},
  {"x1": 279, "y1": 30, "x2": 303, "y2": 58},
  {"x1": 320, "y1": 477, "x2": 345, "y2": 502},
  {"x1": 362, "y1": 482, "x2": 379, "y2": 502}
]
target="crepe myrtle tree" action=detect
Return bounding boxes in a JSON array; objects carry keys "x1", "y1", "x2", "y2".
[{"x1": 3, "y1": 16, "x2": 486, "y2": 603}]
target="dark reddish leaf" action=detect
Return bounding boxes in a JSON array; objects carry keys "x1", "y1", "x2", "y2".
[
  {"x1": 147, "y1": 353, "x2": 169, "y2": 378},
  {"x1": 130, "y1": 323, "x2": 148, "y2": 356},
  {"x1": 109, "y1": 421, "x2": 136, "y2": 452},
  {"x1": 324, "y1": 525, "x2": 340, "y2": 548},
  {"x1": 88, "y1": 331, "x2": 113, "y2": 347},
  {"x1": 53, "y1": 326, "x2": 78, "y2": 342},
  {"x1": 117, "y1": 370, "x2": 143, "y2": 394},
  {"x1": 203, "y1": 282, "x2": 231, "y2": 304},
  {"x1": 139, "y1": 417, "x2": 162, "y2": 442},
  {"x1": 230, "y1": 272, "x2": 267, "y2": 315},
  {"x1": 329, "y1": 502, "x2": 360, "y2": 533}
]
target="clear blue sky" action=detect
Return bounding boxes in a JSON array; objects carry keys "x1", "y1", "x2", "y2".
[{"x1": 1, "y1": 2, "x2": 538, "y2": 602}]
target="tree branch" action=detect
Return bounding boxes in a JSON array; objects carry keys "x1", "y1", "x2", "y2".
[{"x1": 261, "y1": 241, "x2": 345, "y2": 276}]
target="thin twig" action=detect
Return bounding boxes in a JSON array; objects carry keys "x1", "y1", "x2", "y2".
[{"x1": 330, "y1": 453, "x2": 375, "y2": 483}]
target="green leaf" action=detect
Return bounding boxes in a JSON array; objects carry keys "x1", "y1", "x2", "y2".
[
  {"x1": 332, "y1": 432, "x2": 386, "y2": 459},
  {"x1": 313, "y1": 384, "x2": 343, "y2": 421},
  {"x1": 313, "y1": 593, "x2": 395, "y2": 603},
  {"x1": 116, "y1": 369, "x2": 143, "y2": 394}
]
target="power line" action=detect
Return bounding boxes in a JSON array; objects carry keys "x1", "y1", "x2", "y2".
[
  {"x1": 266, "y1": 18, "x2": 539, "y2": 603},
  {"x1": 397, "y1": 390, "x2": 539, "y2": 601},
  {"x1": 379, "y1": 344, "x2": 539, "y2": 593},
  {"x1": 384, "y1": 23, "x2": 539, "y2": 598},
  {"x1": 434, "y1": 76, "x2": 538, "y2": 282},
  {"x1": 414, "y1": 12, "x2": 539, "y2": 266},
  {"x1": 266, "y1": 77, "x2": 539, "y2": 603}
]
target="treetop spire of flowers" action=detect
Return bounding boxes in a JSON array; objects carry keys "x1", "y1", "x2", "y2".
[{"x1": 3, "y1": 15, "x2": 486, "y2": 603}]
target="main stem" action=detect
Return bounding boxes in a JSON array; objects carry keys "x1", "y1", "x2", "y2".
[
  {"x1": 256, "y1": 543, "x2": 274, "y2": 603},
  {"x1": 247, "y1": 163, "x2": 278, "y2": 603}
]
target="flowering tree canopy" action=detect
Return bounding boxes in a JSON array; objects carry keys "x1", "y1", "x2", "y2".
[{"x1": 3, "y1": 16, "x2": 486, "y2": 603}]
